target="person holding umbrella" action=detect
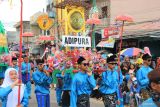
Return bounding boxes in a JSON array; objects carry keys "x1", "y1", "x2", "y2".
[
  {"x1": 21, "y1": 55, "x2": 32, "y2": 99},
  {"x1": 0, "y1": 68, "x2": 29, "y2": 107},
  {"x1": 140, "y1": 69, "x2": 160, "y2": 107}
]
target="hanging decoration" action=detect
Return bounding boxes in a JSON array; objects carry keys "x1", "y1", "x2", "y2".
[
  {"x1": 37, "y1": 14, "x2": 54, "y2": 30},
  {"x1": 0, "y1": 21, "x2": 9, "y2": 54},
  {"x1": 68, "y1": 9, "x2": 85, "y2": 33}
]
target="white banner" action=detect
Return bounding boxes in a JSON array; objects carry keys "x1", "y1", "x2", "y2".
[{"x1": 62, "y1": 36, "x2": 91, "y2": 47}]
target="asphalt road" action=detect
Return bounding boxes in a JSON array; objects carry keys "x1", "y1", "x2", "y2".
[{"x1": 29, "y1": 85, "x2": 104, "y2": 107}]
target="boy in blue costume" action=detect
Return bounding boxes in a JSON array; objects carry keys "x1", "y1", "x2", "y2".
[
  {"x1": 136, "y1": 53, "x2": 152, "y2": 100},
  {"x1": 140, "y1": 69, "x2": 160, "y2": 107},
  {"x1": 32, "y1": 59, "x2": 53, "y2": 107},
  {"x1": 21, "y1": 55, "x2": 32, "y2": 98},
  {"x1": 8, "y1": 57, "x2": 19, "y2": 71},
  {"x1": 99, "y1": 55, "x2": 120, "y2": 107},
  {"x1": 70, "y1": 56, "x2": 96, "y2": 107},
  {"x1": 55, "y1": 70, "x2": 63, "y2": 106},
  {"x1": 61, "y1": 61, "x2": 73, "y2": 107}
]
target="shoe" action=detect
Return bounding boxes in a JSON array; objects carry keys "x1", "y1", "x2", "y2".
[{"x1": 58, "y1": 102, "x2": 62, "y2": 106}]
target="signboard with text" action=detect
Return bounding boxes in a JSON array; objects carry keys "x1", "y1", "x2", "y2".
[
  {"x1": 102, "y1": 27, "x2": 119, "y2": 38},
  {"x1": 62, "y1": 36, "x2": 91, "y2": 47}
]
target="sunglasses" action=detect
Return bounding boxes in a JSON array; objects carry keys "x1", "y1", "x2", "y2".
[
  {"x1": 83, "y1": 63, "x2": 89, "y2": 66},
  {"x1": 38, "y1": 63, "x2": 44, "y2": 66},
  {"x1": 109, "y1": 63, "x2": 117, "y2": 65}
]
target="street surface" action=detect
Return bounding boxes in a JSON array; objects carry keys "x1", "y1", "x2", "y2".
[{"x1": 29, "y1": 85, "x2": 104, "y2": 107}]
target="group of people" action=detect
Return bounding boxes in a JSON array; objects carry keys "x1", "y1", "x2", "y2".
[{"x1": 0, "y1": 47, "x2": 160, "y2": 107}]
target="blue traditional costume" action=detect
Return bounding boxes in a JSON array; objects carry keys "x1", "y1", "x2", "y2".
[
  {"x1": 99, "y1": 55, "x2": 120, "y2": 107},
  {"x1": 32, "y1": 59, "x2": 52, "y2": 107},
  {"x1": 140, "y1": 69, "x2": 160, "y2": 107},
  {"x1": 61, "y1": 64, "x2": 74, "y2": 107},
  {"x1": 70, "y1": 56, "x2": 96, "y2": 107},
  {"x1": 0, "y1": 68, "x2": 29, "y2": 107},
  {"x1": 136, "y1": 54, "x2": 152, "y2": 101},
  {"x1": 21, "y1": 55, "x2": 31, "y2": 97},
  {"x1": 55, "y1": 72, "x2": 63, "y2": 106}
]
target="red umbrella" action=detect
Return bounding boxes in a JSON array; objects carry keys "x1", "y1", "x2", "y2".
[
  {"x1": 38, "y1": 35, "x2": 54, "y2": 41},
  {"x1": 22, "y1": 32, "x2": 34, "y2": 37},
  {"x1": 115, "y1": 15, "x2": 134, "y2": 67},
  {"x1": 115, "y1": 15, "x2": 133, "y2": 22},
  {"x1": 86, "y1": 13, "x2": 101, "y2": 25},
  {"x1": 115, "y1": 15, "x2": 133, "y2": 99}
]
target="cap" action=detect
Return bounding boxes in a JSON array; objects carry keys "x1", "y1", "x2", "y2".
[
  {"x1": 36, "y1": 59, "x2": 44, "y2": 65},
  {"x1": 77, "y1": 56, "x2": 86, "y2": 64},
  {"x1": 22, "y1": 54, "x2": 27, "y2": 58},
  {"x1": 12, "y1": 57, "x2": 17, "y2": 61},
  {"x1": 107, "y1": 55, "x2": 117, "y2": 63},
  {"x1": 142, "y1": 53, "x2": 152, "y2": 60}
]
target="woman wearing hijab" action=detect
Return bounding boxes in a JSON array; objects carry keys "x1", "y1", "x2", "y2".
[{"x1": 0, "y1": 68, "x2": 29, "y2": 107}]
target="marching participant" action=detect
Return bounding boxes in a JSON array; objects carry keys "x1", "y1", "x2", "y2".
[
  {"x1": 32, "y1": 59, "x2": 52, "y2": 107},
  {"x1": 0, "y1": 68, "x2": 29, "y2": 107},
  {"x1": 99, "y1": 55, "x2": 120, "y2": 107},
  {"x1": 71, "y1": 56, "x2": 96, "y2": 107},
  {"x1": 61, "y1": 61, "x2": 74, "y2": 107},
  {"x1": 140, "y1": 69, "x2": 160, "y2": 107},
  {"x1": 9, "y1": 57, "x2": 19, "y2": 71},
  {"x1": 21, "y1": 55, "x2": 32, "y2": 98}
]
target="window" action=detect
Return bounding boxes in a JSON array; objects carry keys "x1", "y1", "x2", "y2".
[{"x1": 101, "y1": 6, "x2": 108, "y2": 18}]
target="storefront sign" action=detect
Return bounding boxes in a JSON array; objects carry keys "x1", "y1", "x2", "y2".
[
  {"x1": 102, "y1": 27, "x2": 119, "y2": 38},
  {"x1": 62, "y1": 36, "x2": 91, "y2": 47}
]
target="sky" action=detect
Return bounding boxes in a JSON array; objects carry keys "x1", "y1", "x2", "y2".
[{"x1": 0, "y1": 0, "x2": 47, "y2": 31}]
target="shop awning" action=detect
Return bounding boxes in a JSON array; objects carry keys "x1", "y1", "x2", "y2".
[{"x1": 97, "y1": 38, "x2": 115, "y2": 48}]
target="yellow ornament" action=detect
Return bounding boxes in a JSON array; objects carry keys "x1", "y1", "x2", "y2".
[
  {"x1": 68, "y1": 9, "x2": 85, "y2": 33},
  {"x1": 37, "y1": 14, "x2": 54, "y2": 30}
]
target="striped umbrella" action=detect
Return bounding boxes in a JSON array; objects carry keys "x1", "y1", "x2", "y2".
[{"x1": 120, "y1": 48, "x2": 143, "y2": 57}]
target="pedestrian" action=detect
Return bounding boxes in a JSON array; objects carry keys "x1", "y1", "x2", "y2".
[
  {"x1": 21, "y1": 55, "x2": 32, "y2": 98},
  {"x1": 136, "y1": 53, "x2": 153, "y2": 100},
  {"x1": 70, "y1": 56, "x2": 96, "y2": 107},
  {"x1": 140, "y1": 69, "x2": 160, "y2": 107},
  {"x1": 99, "y1": 55, "x2": 120, "y2": 107},
  {"x1": 32, "y1": 59, "x2": 52, "y2": 107},
  {"x1": 0, "y1": 68, "x2": 29, "y2": 107},
  {"x1": 129, "y1": 77, "x2": 141, "y2": 106}
]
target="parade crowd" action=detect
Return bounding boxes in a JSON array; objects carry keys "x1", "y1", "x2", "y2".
[{"x1": 0, "y1": 47, "x2": 160, "y2": 107}]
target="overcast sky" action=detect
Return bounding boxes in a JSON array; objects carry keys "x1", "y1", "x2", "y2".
[{"x1": 0, "y1": 0, "x2": 47, "y2": 31}]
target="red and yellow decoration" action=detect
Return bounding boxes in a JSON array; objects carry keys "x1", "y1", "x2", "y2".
[{"x1": 37, "y1": 14, "x2": 54, "y2": 30}]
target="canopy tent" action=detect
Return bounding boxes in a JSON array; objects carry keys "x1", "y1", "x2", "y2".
[{"x1": 96, "y1": 38, "x2": 115, "y2": 48}]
